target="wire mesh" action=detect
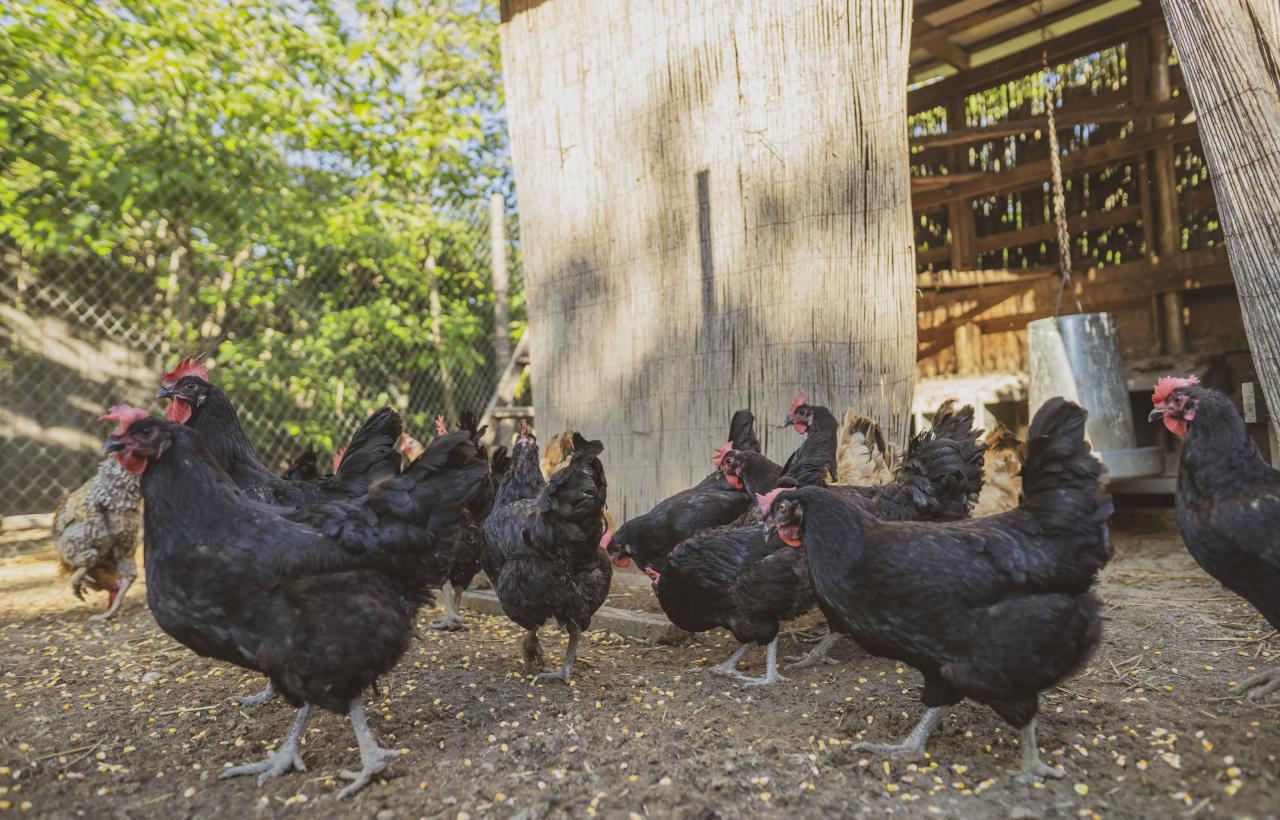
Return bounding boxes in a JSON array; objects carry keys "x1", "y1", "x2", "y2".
[{"x1": 0, "y1": 191, "x2": 519, "y2": 518}]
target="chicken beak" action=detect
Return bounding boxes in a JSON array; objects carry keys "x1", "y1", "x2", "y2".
[
  {"x1": 1147, "y1": 407, "x2": 1165, "y2": 423},
  {"x1": 156, "y1": 385, "x2": 176, "y2": 399},
  {"x1": 102, "y1": 438, "x2": 126, "y2": 454}
]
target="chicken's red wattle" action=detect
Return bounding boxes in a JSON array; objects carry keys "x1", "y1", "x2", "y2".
[{"x1": 166, "y1": 398, "x2": 192, "y2": 425}]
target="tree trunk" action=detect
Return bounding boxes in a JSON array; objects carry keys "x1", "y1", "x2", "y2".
[
  {"x1": 500, "y1": 0, "x2": 917, "y2": 517},
  {"x1": 1160, "y1": 0, "x2": 1280, "y2": 430}
]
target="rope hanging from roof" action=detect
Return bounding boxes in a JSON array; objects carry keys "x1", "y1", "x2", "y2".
[{"x1": 1042, "y1": 51, "x2": 1085, "y2": 317}]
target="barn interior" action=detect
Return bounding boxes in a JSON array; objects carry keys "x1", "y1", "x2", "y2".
[{"x1": 906, "y1": 0, "x2": 1260, "y2": 492}]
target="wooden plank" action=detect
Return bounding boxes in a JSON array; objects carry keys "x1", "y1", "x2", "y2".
[
  {"x1": 911, "y1": 96, "x2": 1190, "y2": 151},
  {"x1": 911, "y1": 0, "x2": 1044, "y2": 39},
  {"x1": 913, "y1": 121, "x2": 1202, "y2": 209},
  {"x1": 909, "y1": 3, "x2": 1165, "y2": 115},
  {"x1": 918, "y1": 267, "x2": 1054, "y2": 288},
  {"x1": 972, "y1": 205, "x2": 1143, "y2": 254},
  {"x1": 918, "y1": 246, "x2": 1229, "y2": 313},
  {"x1": 917, "y1": 30, "x2": 971, "y2": 69}
]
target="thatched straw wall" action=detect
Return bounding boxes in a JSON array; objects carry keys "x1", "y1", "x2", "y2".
[{"x1": 500, "y1": 0, "x2": 917, "y2": 516}]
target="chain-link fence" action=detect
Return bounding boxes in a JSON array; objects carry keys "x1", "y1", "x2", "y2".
[{"x1": 0, "y1": 192, "x2": 520, "y2": 518}]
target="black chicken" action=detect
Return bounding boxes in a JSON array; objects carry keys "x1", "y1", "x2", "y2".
[
  {"x1": 483, "y1": 424, "x2": 611, "y2": 683},
  {"x1": 656, "y1": 402, "x2": 986, "y2": 683},
  {"x1": 780, "y1": 393, "x2": 839, "y2": 485},
  {"x1": 157, "y1": 354, "x2": 402, "y2": 507},
  {"x1": 606, "y1": 409, "x2": 760, "y2": 571},
  {"x1": 429, "y1": 411, "x2": 499, "y2": 632},
  {"x1": 1149, "y1": 377, "x2": 1280, "y2": 699},
  {"x1": 761, "y1": 397, "x2": 1111, "y2": 780},
  {"x1": 100, "y1": 405, "x2": 487, "y2": 797}
]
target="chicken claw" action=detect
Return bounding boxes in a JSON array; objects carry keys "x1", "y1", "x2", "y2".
[
  {"x1": 227, "y1": 681, "x2": 276, "y2": 707},
  {"x1": 534, "y1": 625, "x2": 580, "y2": 685},
  {"x1": 711, "y1": 640, "x2": 787, "y2": 686},
  {"x1": 427, "y1": 582, "x2": 468, "y2": 631},
  {"x1": 1238, "y1": 668, "x2": 1280, "y2": 701},
  {"x1": 785, "y1": 632, "x2": 842, "y2": 669},
  {"x1": 220, "y1": 704, "x2": 310, "y2": 787},
  {"x1": 854, "y1": 707, "x2": 945, "y2": 761},
  {"x1": 521, "y1": 629, "x2": 546, "y2": 672},
  {"x1": 336, "y1": 701, "x2": 399, "y2": 798},
  {"x1": 1015, "y1": 720, "x2": 1067, "y2": 782}
]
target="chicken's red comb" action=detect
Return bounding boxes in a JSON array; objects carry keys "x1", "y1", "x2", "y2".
[
  {"x1": 520, "y1": 420, "x2": 531, "y2": 438},
  {"x1": 599, "y1": 530, "x2": 612, "y2": 550},
  {"x1": 161, "y1": 353, "x2": 208, "y2": 385},
  {"x1": 99, "y1": 404, "x2": 149, "y2": 437},
  {"x1": 756, "y1": 487, "x2": 794, "y2": 517},
  {"x1": 1153, "y1": 375, "x2": 1199, "y2": 404},
  {"x1": 712, "y1": 441, "x2": 733, "y2": 470},
  {"x1": 435, "y1": 415, "x2": 448, "y2": 436},
  {"x1": 789, "y1": 392, "x2": 809, "y2": 415},
  {"x1": 332, "y1": 448, "x2": 345, "y2": 472}
]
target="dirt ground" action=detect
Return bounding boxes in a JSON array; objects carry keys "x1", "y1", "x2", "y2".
[{"x1": 1, "y1": 514, "x2": 1278, "y2": 819}]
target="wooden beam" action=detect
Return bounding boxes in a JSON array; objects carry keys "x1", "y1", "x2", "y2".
[
  {"x1": 918, "y1": 267, "x2": 1054, "y2": 288},
  {"x1": 916, "y1": 29, "x2": 971, "y2": 69},
  {"x1": 911, "y1": 0, "x2": 1132, "y2": 78},
  {"x1": 973, "y1": 205, "x2": 1144, "y2": 255},
  {"x1": 912, "y1": 121, "x2": 1201, "y2": 210},
  {"x1": 910, "y1": 96, "x2": 1190, "y2": 151},
  {"x1": 912, "y1": 0, "x2": 1045, "y2": 40},
  {"x1": 918, "y1": 246, "x2": 1231, "y2": 314},
  {"x1": 909, "y1": 3, "x2": 1166, "y2": 115}
]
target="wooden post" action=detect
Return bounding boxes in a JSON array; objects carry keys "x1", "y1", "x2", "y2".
[
  {"x1": 1146, "y1": 25, "x2": 1186, "y2": 355},
  {"x1": 500, "y1": 0, "x2": 918, "y2": 514},
  {"x1": 1160, "y1": 0, "x2": 1280, "y2": 439},
  {"x1": 489, "y1": 192, "x2": 511, "y2": 367},
  {"x1": 946, "y1": 97, "x2": 978, "y2": 274},
  {"x1": 425, "y1": 254, "x2": 459, "y2": 422}
]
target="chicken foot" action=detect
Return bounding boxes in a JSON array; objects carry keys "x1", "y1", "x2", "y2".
[
  {"x1": 227, "y1": 680, "x2": 276, "y2": 707},
  {"x1": 219, "y1": 703, "x2": 310, "y2": 786},
  {"x1": 785, "y1": 631, "x2": 841, "y2": 669},
  {"x1": 704, "y1": 642, "x2": 754, "y2": 675},
  {"x1": 535, "y1": 624, "x2": 580, "y2": 684},
  {"x1": 336, "y1": 700, "x2": 400, "y2": 798},
  {"x1": 522, "y1": 629, "x2": 547, "y2": 672},
  {"x1": 1238, "y1": 667, "x2": 1280, "y2": 701},
  {"x1": 854, "y1": 706, "x2": 945, "y2": 759},
  {"x1": 90, "y1": 564, "x2": 136, "y2": 622},
  {"x1": 1015, "y1": 719, "x2": 1066, "y2": 782},
  {"x1": 427, "y1": 581, "x2": 467, "y2": 631},
  {"x1": 710, "y1": 639, "x2": 787, "y2": 686}
]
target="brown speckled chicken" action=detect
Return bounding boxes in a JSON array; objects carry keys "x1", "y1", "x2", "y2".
[
  {"x1": 53, "y1": 455, "x2": 143, "y2": 620},
  {"x1": 834, "y1": 410, "x2": 896, "y2": 487},
  {"x1": 973, "y1": 422, "x2": 1023, "y2": 517}
]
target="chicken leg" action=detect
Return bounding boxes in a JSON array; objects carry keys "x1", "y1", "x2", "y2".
[
  {"x1": 1238, "y1": 668, "x2": 1280, "y2": 701},
  {"x1": 428, "y1": 581, "x2": 467, "y2": 631},
  {"x1": 336, "y1": 700, "x2": 400, "y2": 798},
  {"x1": 522, "y1": 629, "x2": 546, "y2": 673},
  {"x1": 1015, "y1": 719, "x2": 1066, "y2": 782},
  {"x1": 90, "y1": 561, "x2": 136, "y2": 622},
  {"x1": 786, "y1": 630, "x2": 842, "y2": 669},
  {"x1": 705, "y1": 642, "x2": 754, "y2": 676},
  {"x1": 227, "y1": 680, "x2": 276, "y2": 707},
  {"x1": 854, "y1": 706, "x2": 945, "y2": 759},
  {"x1": 710, "y1": 639, "x2": 787, "y2": 686},
  {"x1": 535, "y1": 624, "x2": 580, "y2": 684},
  {"x1": 219, "y1": 703, "x2": 310, "y2": 786}
]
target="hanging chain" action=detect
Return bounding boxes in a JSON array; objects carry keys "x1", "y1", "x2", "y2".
[{"x1": 1043, "y1": 52, "x2": 1084, "y2": 316}]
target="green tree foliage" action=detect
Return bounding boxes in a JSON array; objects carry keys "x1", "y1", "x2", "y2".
[{"x1": 0, "y1": 0, "x2": 515, "y2": 455}]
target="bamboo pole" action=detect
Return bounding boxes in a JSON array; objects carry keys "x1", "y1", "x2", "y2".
[{"x1": 1160, "y1": 0, "x2": 1280, "y2": 434}]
